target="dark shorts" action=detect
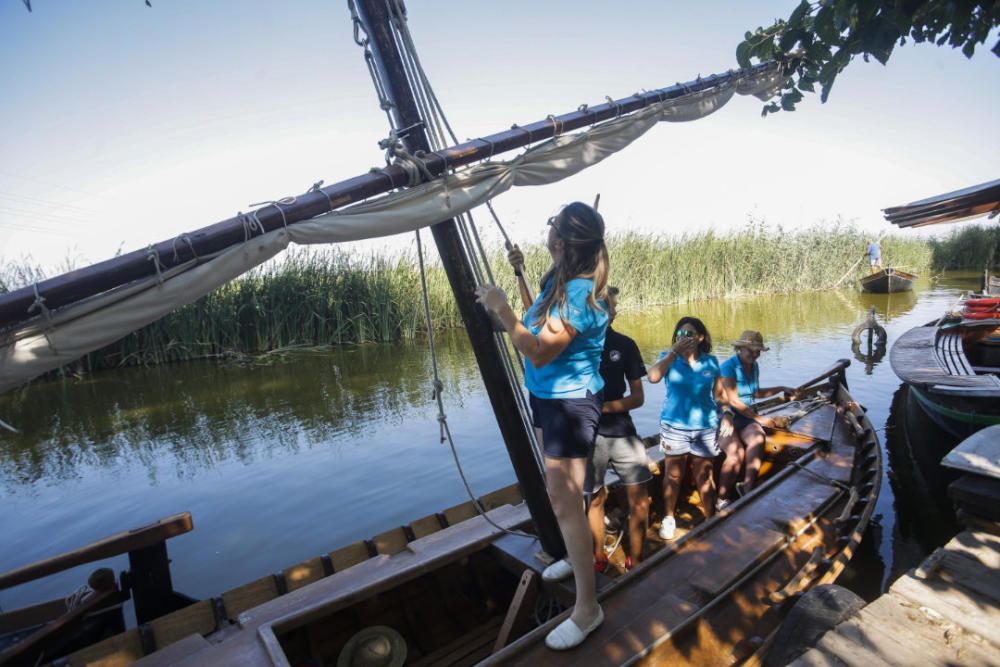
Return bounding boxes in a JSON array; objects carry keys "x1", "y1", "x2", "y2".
[
  {"x1": 732, "y1": 412, "x2": 757, "y2": 433},
  {"x1": 529, "y1": 391, "x2": 603, "y2": 459}
]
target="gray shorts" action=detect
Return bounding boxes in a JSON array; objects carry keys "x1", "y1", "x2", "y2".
[
  {"x1": 659, "y1": 422, "x2": 720, "y2": 459},
  {"x1": 585, "y1": 433, "x2": 653, "y2": 493}
]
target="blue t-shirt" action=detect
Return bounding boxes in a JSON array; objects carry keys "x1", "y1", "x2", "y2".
[
  {"x1": 658, "y1": 352, "x2": 721, "y2": 430},
  {"x1": 867, "y1": 242, "x2": 881, "y2": 260},
  {"x1": 720, "y1": 354, "x2": 759, "y2": 406},
  {"x1": 523, "y1": 278, "x2": 608, "y2": 399}
]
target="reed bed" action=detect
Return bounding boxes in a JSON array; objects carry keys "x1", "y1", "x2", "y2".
[
  {"x1": 2, "y1": 224, "x2": 931, "y2": 371},
  {"x1": 929, "y1": 224, "x2": 1000, "y2": 270}
]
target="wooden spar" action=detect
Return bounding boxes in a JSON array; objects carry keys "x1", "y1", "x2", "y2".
[
  {"x1": 0, "y1": 65, "x2": 773, "y2": 332},
  {"x1": 353, "y1": 0, "x2": 564, "y2": 557}
]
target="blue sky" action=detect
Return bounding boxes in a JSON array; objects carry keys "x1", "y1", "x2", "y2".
[{"x1": 1, "y1": 1, "x2": 998, "y2": 273}]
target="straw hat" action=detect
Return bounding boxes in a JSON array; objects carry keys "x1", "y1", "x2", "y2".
[
  {"x1": 732, "y1": 330, "x2": 770, "y2": 352},
  {"x1": 337, "y1": 626, "x2": 407, "y2": 667}
]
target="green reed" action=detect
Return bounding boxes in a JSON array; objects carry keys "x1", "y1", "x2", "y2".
[
  {"x1": 2, "y1": 222, "x2": 931, "y2": 371},
  {"x1": 928, "y1": 224, "x2": 1000, "y2": 270}
]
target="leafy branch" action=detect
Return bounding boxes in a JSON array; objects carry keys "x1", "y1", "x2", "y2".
[{"x1": 737, "y1": 0, "x2": 1000, "y2": 115}]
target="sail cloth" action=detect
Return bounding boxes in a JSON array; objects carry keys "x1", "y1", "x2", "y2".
[{"x1": 0, "y1": 68, "x2": 782, "y2": 393}]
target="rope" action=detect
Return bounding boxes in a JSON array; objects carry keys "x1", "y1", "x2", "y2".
[{"x1": 414, "y1": 228, "x2": 533, "y2": 539}]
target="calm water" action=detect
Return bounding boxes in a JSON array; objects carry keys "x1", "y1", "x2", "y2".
[{"x1": 0, "y1": 272, "x2": 979, "y2": 614}]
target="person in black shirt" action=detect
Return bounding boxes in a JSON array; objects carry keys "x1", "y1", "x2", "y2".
[{"x1": 584, "y1": 286, "x2": 650, "y2": 571}]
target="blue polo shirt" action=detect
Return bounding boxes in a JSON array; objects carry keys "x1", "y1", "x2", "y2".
[
  {"x1": 867, "y1": 242, "x2": 881, "y2": 260},
  {"x1": 720, "y1": 354, "x2": 759, "y2": 405},
  {"x1": 658, "y1": 352, "x2": 721, "y2": 430},
  {"x1": 523, "y1": 278, "x2": 608, "y2": 399}
]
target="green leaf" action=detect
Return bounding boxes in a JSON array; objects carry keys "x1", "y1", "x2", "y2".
[
  {"x1": 789, "y1": 0, "x2": 812, "y2": 27},
  {"x1": 780, "y1": 28, "x2": 805, "y2": 52},
  {"x1": 737, "y1": 41, "x2": 752, "y2": 68}
]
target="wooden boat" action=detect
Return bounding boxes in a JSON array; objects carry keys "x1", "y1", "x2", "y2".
[
  {"x1": 891, "y1": 317, "x2": 1000, "y2": 438},
  {"x1": 0, "y1": 360, "x2": 882, "y2": 666},
  {"x1": 859, "y1": 267, "x2": 917, "y2": 294}
]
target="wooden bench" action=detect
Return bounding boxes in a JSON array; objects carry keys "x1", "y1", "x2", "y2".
[
  {"x1": 935, "y1": 329, "x2": 974, "y2": 376},
  {"x1": 0, "y1": 513, "x2": 195, "y2": 666}
]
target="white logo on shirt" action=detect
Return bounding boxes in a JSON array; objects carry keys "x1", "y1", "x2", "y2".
[{"x1": 609, "y1": 350, "x2": 621, "y2": 362}]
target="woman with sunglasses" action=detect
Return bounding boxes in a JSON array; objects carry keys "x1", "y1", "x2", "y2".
[
  {"x1": 716, "y1": 330, "x2": 797, "y2": 508},
  {"x1": 647, "y1": 317, "x2": 732, "y2": 540},
  {"x1": 475, "y1": 202, "x2": 609, "y2": 650}
]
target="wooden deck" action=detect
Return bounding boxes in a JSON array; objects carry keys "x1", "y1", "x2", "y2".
[
  {"x1": 794, "y1": 428, "x2": 1000, "y2": 666},
  {"x1": 890, "y1": 325, "x2": 1000, "y2": 393},
  {"x1": 791, "y1": 529, "x2": 1000, "y2": 666}
]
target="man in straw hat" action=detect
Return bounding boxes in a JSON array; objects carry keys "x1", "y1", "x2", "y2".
[{"x1": 716, "y1": 330, "x2": 796, "y2": 509}]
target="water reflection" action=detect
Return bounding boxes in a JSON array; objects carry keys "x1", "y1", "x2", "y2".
[{"x1": 1, "y1": 337, "x2": 484, "y2": 488}]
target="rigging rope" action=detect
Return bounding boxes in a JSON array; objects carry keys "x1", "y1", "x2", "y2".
[{"x1": 349, "y1": 0, "x2": 541, "y2": 535}]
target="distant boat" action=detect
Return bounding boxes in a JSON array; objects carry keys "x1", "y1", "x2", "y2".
[
  {"x1": 860, "y1": 267, "x2": 917, "y2": 294},
  {"x1": 890, "y1": 318, "x2": 1000, "y2": 438}
]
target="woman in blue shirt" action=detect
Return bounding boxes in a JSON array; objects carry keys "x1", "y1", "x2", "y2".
[
  {"x1": 647, "y1": 317, "x2": 732, "y2": 541},
  {"x1": 717, "y1": 330, "x2": 796, "y2": 506},
  {"x1": 475, "y1": 202, "x2": 609, "y2": 651}
]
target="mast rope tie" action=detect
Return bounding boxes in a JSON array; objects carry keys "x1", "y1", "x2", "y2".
[
  {"x1": 248, "y1": 198, "x2": 293, "y2": 230},
  {"x1": 239, "y1": 211, "x2": 266, "y2": 242},
  {"x1": 146, "y1": 245, "x2": 165, "y2": 286},
  {"x1": 28, "y1": 283, "x2": 59, "y2": 353},
  {"x1": 604, "y1": 96, "x2": 623, "y2": 119},
  {"x1": 171, "y1": 233, "x2": 198, "y2": 263},
  {"x1": 307, "y1": 180, "x2": 336, "y2": 212},
  {"x1": 478, "y1": 137, "x2": 496, "y2": 161},
  {"x1": 546, "y1": 114, "x2": 564, "y2": 137}
]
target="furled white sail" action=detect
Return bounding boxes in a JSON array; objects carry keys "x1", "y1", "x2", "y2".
[{"x1": 0, "y1": 67, "x2": 783, "y2": 392}]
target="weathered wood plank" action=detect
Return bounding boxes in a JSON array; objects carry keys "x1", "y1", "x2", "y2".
[
  {"x1": 942, "y1": 425, "x2": 1000, "y2": 480},
  {"x1": 890, "y1": 573, "x2": 1000, "y2": 642},
  {"x1": 371, "y1": 528, "x2": 409, "y2": 556},
  {"x1": 442, "y1": 501, "x2": 479, "y2": 527},
  {"x1": 220, "y1": 576, "x2": 279, "y2": 619},
  {"x1": 128, "y1": 634, "x2": 208, "y2": 667},
  {"x1": 0, "y1": 514, "x2": 193, "y2": 590},
  {"x1": 478, "y1": 484, "x2": 522, "y2": 511},
  {"x1": 815, "y1": 629, "x2": 895, "y2": 666},
  {"x1": 789, "y1": 646, "x2": 848, "y2": 666},
  {"x1": 62, "y1": 628, "x2": 145, "y2": 667},
  {"x1": 408, "y1": 514, "x2": 445, "y2": 540},
  {"x1": 148, "y1": 599, "x2": 216, "y2": 649},
  {"x1": 326, "y1": 541, "x2": 371, "y2": 572},
  {"x1": 283, "y1": 557, "x2": 327, "y2": 593}
]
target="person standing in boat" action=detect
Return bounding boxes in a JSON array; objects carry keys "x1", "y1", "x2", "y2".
[
  {"x1": 504, "y1": 256, "x2": 651, "y2": 573},
  {"x1": 646, "y1": 317, "x2": 732, "y2": 540},
  {"x1": 866, "y1": 238, "x2": 882, "y2": 273},
  {"x1": 715, "y1": 330, "x2": 796, "y2": 509},
  {"x1": 475, "y1": 202, "x2": 609, "y2": 651}
]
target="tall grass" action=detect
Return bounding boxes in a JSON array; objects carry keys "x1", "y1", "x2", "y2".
[
  {"x1": 929, "y1": 223, "x2": 1000, "y2": 270},
  {"x1": 2, "y1": 223, "x2": 931, "y2": 371}
]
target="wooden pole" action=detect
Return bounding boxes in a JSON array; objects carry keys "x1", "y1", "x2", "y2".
[
  {"x1": 354, "y1": 0, "x2": 565, "y2": 557},
  {"x1": 0, "y1": 63, "x2": 772, "y2": 331}
]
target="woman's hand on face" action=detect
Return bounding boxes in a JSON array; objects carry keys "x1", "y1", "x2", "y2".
[
  {"x1": 719, "y1": 414, "x2": 734, "y2": 437},
  {"x1": 474, "y1": 285, "x2": 509, "y2": 313},
  {"x1": 672, "y1": 337, "x2": 695, "y2": 356},
  {"x1": 507, "y1": 244, "x2": 525, "y2": 270}
]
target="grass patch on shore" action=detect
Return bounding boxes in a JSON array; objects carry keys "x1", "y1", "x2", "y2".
[
  {"x1": 3, "y1": 222, "x2": 931, "y2": 371},
  {"x1": 929, "y1": 223, "x2": 1000, "y2": 270}
]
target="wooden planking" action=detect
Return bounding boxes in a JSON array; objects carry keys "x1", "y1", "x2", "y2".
[
  {"x1": 801, "y1": 530, "x2": 1000, "y2": 667},
  {"x1": 0, "y1": 597, "x2": 66, "y2": 634},
  {"x1": 283, "y1": 557, "x2": 327, "y2": 592},
  {"x1": 220, "y1": 576, "x2": 279, "y2": 619},
  {"x1": 128, "y1": 634, "x2": 209, "y2": 667},
  {"x1": 948, "y1": 474, "x2": 1000, "y2": 521},
  {"x1": 790, "y1": 647, "x2": 850, "y2": 666},
  {"x1": 688, "y1": 526, "x2": 786, "y2": 597},
  {"x1": 478, "y1": 484, "x2": 522, "y2": 511},
  {"x1": 62, "y1": 628, "x2": 144, "y2": 667},
  {"x1": 326, "y1": 541, "x2": 371, "y2": 572},
  {"x1": 148, "y1": 599, "x2": 216, "y2": 649},
  {"x1": 942, "y1": 425, "x2": 1000, "y2": 480},
  {"x1": 371, "y1": 527, "x2": 409, "y2": 556},
  {"x1": 0, "y1": 513, "x2": 193, "y2": 590},
  {"x1": 408, "y1": 514, "x2": 445, "y2": 540},
  {"x1": 442, "y1": 501, "x2": 478, "y2": 527}
]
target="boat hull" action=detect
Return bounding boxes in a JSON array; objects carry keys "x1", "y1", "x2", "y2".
[
  {"x1": 860, "y1": 268, "x2": 917, "y2": 293},
  {"x1": 908, "y1": 384, "x2": 1000, "y2": 439}
]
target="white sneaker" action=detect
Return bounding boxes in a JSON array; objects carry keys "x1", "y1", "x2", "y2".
[
  {"x1": 542, "y1": 558, "x2": 573, "y2": 582},
  {"x1": 658, "y1": 516, "x2": 676, "y2": 541},
  {"x1": 716, "y1": 498, "x2": 730, "y2": 512},
  {"x1": 545, "y1": 606, "x2": 604, "y2": 650}
]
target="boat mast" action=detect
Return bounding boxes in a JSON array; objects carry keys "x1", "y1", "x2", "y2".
[{"x1": 353, "y1": 0, "x2": 564, "y2": 557}]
